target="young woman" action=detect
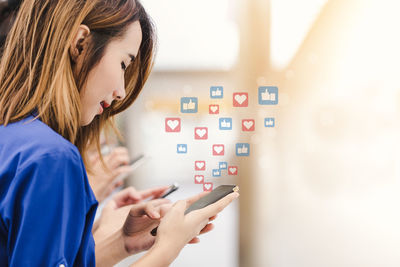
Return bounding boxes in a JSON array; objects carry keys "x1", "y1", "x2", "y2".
[{"x1": 0, "y1": 0, "x2": 239, "y2": 266}]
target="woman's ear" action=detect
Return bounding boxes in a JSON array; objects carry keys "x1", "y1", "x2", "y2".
[{"x1": 69, "y1": 24, "x2": 90, "y2": 63}]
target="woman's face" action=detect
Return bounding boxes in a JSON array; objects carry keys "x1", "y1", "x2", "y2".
[{"x1": 79, "y1": 21, "x2": 142, "y2": 126}]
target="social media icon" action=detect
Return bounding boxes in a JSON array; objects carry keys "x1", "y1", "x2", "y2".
[
  {"x1": 203, "y1": 182, "x2": 213, "y2": 192},
  {"x1": 210, "y1": 86, "x2": 223, "y2": 99},
  {"x1": 194, "y1": 175, "x2": 204, "y2": 184},
  {"x1": 228, "y1": 166, "x2": 238, "y2": 175},
  {"x1": 219, "y1": 162, "x2": 228, "y2": 170},
  {"x1": 264, "y1": 118, "x2": 275, "y2": 127},
  {"x1": 236, "y1": 143, "x2": 250, "y2": 156},
  {"x1": 177, "y1": 144, "x2": 187, "y2": 154},
  {"x1": 212, "y1": 144, "x2": 224, "y2": 156},
  {"x1": 180, "y1": 97, "x2": 198, "y2": 113},
  {"x1": 242, "y1": 119, "x2": 255, "y2": 131},
  {"x1": 194, "y1": 127, "x2": 208, "y2": 140},
  {"x1": 195, "y1": 161, "x2": 206, "y2": 171},
  {"x1": 258, "y1": 86, "x2": 278, "y2": 105},
  {"x1": 209, "y1": 104, "x2": 219, "y2": 114},
  {"x1": 233, "y1": 92, "x2": 248, "y2": 107},
  {"x1": 165, "y1": 118, "x2": 181, "y2": 132},
  {"x1": 212, "y1": 169, "x2": 221, "y2": 177},
  {"x1": 219, "y1": 118, "x2": 232, "y2": 130}
]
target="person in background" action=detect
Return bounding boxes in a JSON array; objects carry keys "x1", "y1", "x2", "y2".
[{"x1": 0, "y1": 1, "x2": 239, "y2": 266}]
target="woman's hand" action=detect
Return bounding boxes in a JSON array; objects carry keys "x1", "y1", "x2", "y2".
[
  {"x1": 87, "y1": 147, "x2": 134, "y2": 202},
  {"x1": 96, "y1": 191, "x2": 238, "y2": 267},
  {"x1": 93, "y1": 186, "x2": 170, "y2": 243},
  {"x1": 121, "y1": 199, "x2": 171, "y2": 254},
  {"x1": 153, "y1": 191, "x2": 240, "y2": 257}
]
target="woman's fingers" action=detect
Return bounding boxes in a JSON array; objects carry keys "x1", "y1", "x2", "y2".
[
  {"x1": 188, "y1": 237, "x2": 200, "y2": 244},
  {"x1": 209, "y1": 215, "x2": 217, "y2": 221},
  {"x1": 159, "y1": 203, "x2": 173, "y2": 217},
  {"x1": 196, "y1": 192, "x2": 239, "y2": 220},
  {"x1": 199, "y1": 223, "x2": 214, "y2": 235},
  {"x1": 187, "y1": 224, "x2": 214, "y2": 244},
  {"x1": 128, "y1": 199, "x2": 171, "y2": 218}
]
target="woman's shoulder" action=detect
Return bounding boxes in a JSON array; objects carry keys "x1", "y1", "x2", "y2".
[
  {"x1": 0, "y1": 115, "x2": 81, "y2": 162},
  {"x1": 0, "y1": 115, "x2": 98, "y2": 210}
]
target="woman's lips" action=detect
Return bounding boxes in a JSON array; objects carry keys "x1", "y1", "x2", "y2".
[{"x1": 99, "y1": 104, "x2": 103, "y2": 114}]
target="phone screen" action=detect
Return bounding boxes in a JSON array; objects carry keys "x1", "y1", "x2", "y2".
[{"x1": 184, "y1": 185, "x2": 239, "y2": 214}]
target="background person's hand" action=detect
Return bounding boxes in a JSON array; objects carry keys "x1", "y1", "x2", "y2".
[{"x1": 87, "y1": 146, "x2": 134, "y2": 202}]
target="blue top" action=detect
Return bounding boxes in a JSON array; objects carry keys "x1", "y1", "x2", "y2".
[{"x1": 0, "y1": 115, "x2": 98, "y2": 266}]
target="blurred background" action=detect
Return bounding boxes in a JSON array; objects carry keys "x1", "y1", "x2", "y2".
[{"x1": 116, "y1": 0, "x2": 400, "y2": 266}]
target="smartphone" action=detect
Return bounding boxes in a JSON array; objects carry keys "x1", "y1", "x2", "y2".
[
  {"x1": 151, "y1": 184, "x2": 239, "y2": 236},
  {"x1": 111, "y1": 154, "x2": 147, "y2": 185},
  {"x1": 159, "y1": 183, "x2": 179, "y2": 198}
]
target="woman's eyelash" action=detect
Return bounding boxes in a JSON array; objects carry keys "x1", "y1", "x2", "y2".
[{"x1": 121, "y1": 62, "x2": 127, "y2": 71}]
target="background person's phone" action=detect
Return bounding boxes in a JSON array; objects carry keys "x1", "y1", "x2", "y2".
[
  {"x1": 111, "y1": 154, "x2": 147, "y2": 186},
  {"x1": 151, "y1": 184, "x2": 239, "y2": 236},
  {"x1": 160, "y1": 183, "x2": 179, "y2": 198}
]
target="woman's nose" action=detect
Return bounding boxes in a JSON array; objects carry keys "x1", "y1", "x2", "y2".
[{"x1": 113, "y1": 86, "x2": 126, "y2": 101}]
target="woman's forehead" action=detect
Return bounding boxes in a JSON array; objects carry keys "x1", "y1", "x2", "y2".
[{"x1": 111, "y1": 21, "x2": 142, "y2": 57}]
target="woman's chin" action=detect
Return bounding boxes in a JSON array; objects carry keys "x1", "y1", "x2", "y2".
[{"x1": 80, "y1": 115, "x2": 94, "y2": 126}]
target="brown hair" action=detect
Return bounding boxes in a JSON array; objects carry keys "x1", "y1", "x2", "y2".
[{"x1": 0, "y1": 0, "x2": 156, "y2": 171}]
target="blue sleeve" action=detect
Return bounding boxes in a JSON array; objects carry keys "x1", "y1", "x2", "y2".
[{"x1": 4, "y1": 150, "x2": 97, "y2": 266}]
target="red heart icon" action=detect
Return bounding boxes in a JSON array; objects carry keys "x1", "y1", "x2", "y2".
[
  {"x1": 242, "y1": 119, "x2": 255, "y2": 131},
  {"x1": 165, "y1": 118, "x2": 181, "y2": 132},
  {"x1": 233, "y1": 92, "x2": 248, "y2": 107},
  {"x1": 194, "y1": 127, "x2": 208, "y2": 140},
  {"x1": 194, "y1": 175, "x2": 204, "y2": 184},
  {"x1": 209, "y1": 104, "x2": 219, "y2": 114},
  {"x1": 228, "y1": 166, "x2": 238, "y2": 175},
  {"x1": 195, "y1": 161, "x2": 206, "y2": 171},
  {"x1": 203, "y1": 182, "x2": 213, "y2": 192},
  {"x1": 212, "y1": 144, "x2": 224, "y2": 156}
]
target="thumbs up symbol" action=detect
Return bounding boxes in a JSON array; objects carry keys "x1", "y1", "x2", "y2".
[
  {"x1": 221, "y1": 120, "x2": 230, "y2": 128},
  {"x1": 187, "y1": 99, "x2": 196, "y2": 110},
  {"x1": 219, "y1": 118, "x2": 232, "y2": 130},
  {"x1": 181, "y1": 97, "x2": 198, "y2": 113},
  {"x1": 236, "y1": 143, "x2": 250, "y2": 156},
  {"x1": 238, "y1": 145, "x2": 248, "y2": 154},
  {"x1": 210, "y1": 86, "x2": 223, "y2": 98},
  {"x1": 264, "y1": 118, "x2": 275, "y2": 127}
]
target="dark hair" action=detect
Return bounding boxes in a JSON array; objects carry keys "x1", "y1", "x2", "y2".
[{"x1": 0, "y1": 0, "x2": 22, "y2": 50}]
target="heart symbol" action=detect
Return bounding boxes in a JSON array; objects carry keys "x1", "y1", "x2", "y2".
[
  {"x1": 235, "y1": 94, "x2": 247, "y2": 105},
  {"x1": 243, "y1": 120, "x2": 253, "y2": 129},
  {"x1": 195, "y1": 175, "x2": 204, "y2": 183},
  {"x1": 210, "y1": 105, "x2": 218, "y2": 113},
  {"x1": 213, "y1": 146, "x2": 223, "y2": 154},
  {"x1": 229, "y1": 167, "x2": 237, "y2": 173},
  {"x1": 196, "y1": 162, "x2": 204, "y2": 169},
  {"x1": 167, "y1": 120, "x2": 179, "y2": 130},
  {"x1": 204, "y1": 183, "x2": 212, "y2": 191},
  {"x1": 196, "y1": 129, "x2": 206, "y2": 137}
]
